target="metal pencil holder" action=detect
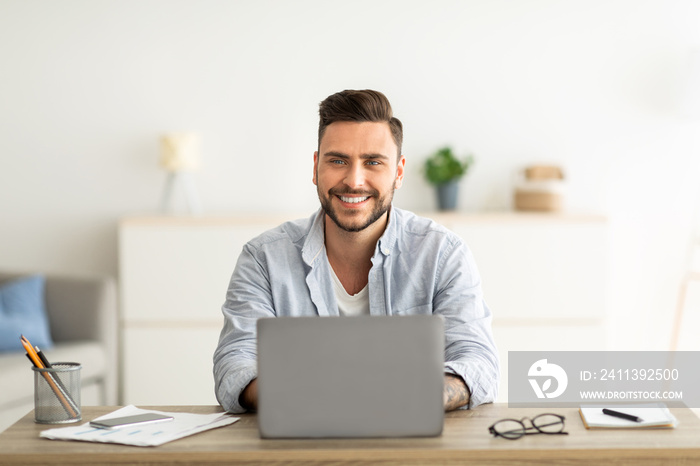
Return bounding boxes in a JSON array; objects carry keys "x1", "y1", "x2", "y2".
[{"x1": 32, "y1": 362, "x2": 82, "y2": 424}]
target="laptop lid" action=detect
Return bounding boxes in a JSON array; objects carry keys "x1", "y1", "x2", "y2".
[{"x1": 257, "y1": 315, "x2": 445, "y2": 438}]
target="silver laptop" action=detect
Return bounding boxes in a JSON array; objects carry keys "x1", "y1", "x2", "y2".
[{"x1": 257, "y1": 315, "x2": 445, "y2": 438}]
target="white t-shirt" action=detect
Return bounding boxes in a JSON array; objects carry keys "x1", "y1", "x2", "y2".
[{"x1": 329, "y1": 265, "x2": 370, "y2": 316}]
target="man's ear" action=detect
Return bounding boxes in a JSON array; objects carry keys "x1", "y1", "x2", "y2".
[
  {"x1": 312, "y1": 151, "x2": 319, "y2": 186},
  {"x1": 394, "y1": 155, "x2": 406, "y2": 189}
]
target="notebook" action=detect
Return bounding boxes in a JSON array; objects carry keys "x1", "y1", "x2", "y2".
[
  {"x1": 256, "y1": 315, "x2": 445, "y2": 438},
  {"x1": 579, "y1": 403, "x2": 679, "y2": 429}
]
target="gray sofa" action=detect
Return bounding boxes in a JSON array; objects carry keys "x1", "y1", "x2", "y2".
[{"x1": 0, "y1": 272, "x2": 118, "y2": 432}]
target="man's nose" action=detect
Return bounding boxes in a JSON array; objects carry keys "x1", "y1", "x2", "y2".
[{"x1": 344, "y1": 163, "x2": 366, "y2": 188}]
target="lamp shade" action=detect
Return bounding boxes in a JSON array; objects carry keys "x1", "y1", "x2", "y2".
[{"x1": 160, "y1": 132, "x2": 201, "y2": 171}]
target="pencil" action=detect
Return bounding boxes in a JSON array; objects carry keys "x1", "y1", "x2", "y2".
[
  {"x1": 20, "y1": 335, "x2": 79, "y2": 418},
  {"x1": 35, "y1": 344, "x2": 78, "y2": 412}
]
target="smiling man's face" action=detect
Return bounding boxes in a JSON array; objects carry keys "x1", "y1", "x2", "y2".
[{"x1": 313, "y1": 121, "x2": 405, "y2": 233}]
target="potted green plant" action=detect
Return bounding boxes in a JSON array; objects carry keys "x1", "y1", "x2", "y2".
[{"x1": 423, "y1": 147, "x2": 474, "y2": 210}]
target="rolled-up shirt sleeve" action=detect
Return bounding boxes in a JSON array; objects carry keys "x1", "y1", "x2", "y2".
[
  {"x1": 213, "y1": 244, "x2": 275, "y2": 413},
  {"x1": 435, "y1": 238, "x2": 499, "y2": 408}
]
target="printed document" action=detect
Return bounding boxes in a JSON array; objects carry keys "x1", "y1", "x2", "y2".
[{"x1": 40, "y1": 405, "x2": 239, "y2": 446}]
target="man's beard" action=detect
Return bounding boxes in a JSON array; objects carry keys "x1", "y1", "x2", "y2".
[{"x1": 318, "y1": 186, "x2": 394, "y2": 233}]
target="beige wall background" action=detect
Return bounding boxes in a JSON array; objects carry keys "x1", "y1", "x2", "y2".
[{"x1": 1, "y1": 0, "x2": 700, "y2": 350}]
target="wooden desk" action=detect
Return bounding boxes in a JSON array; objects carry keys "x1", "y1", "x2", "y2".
[{"x1": 1, "y1": 404, "x2": 699, "y2": 465}]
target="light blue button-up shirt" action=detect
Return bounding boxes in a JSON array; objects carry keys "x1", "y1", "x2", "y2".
[{"x1": 213, "y1": 206, "x2": 499, "y2": 413}]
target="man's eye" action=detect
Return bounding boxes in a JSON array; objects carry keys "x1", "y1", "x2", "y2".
[{"x1": 330, "y1": 159, "x2": 345, "y2": 165}]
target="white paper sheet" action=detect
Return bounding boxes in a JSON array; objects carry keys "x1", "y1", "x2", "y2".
[{"x1": 40, "y1": 405, "x2": 239, "y2": 447}]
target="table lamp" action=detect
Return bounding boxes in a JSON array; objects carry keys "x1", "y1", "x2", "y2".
[{"x1": 159, "y1": 132, "x2": 202, "y2": 214}]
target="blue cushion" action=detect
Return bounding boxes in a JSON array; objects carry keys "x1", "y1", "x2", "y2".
[{"x1": 0, "y1": 275, "x2": 54, "y2": 352}]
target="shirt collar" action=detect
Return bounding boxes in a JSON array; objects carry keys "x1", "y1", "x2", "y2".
[
  {"x1": 302, "y1": 208, "x2": 326, "y2": 266},
  {"x1": 377, "y1": 205, "x2": 398, "y2": 256}
]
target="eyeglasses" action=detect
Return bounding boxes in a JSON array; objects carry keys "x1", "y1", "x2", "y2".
[{"x1": 488, "y1": 413, "x2": 568, "y2": 440}]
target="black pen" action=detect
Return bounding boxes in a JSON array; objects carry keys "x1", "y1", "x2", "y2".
[
  {"x1": 36, "y1": 347, "x2": 52, "y2": 368},
  {"x1": 602, "y1": 408, "x2": 643, "y2": 422}
]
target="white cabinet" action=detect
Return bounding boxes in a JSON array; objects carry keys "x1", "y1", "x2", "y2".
[{"x1": 119, "y1": 212, "x2": 608, "y2": 405}]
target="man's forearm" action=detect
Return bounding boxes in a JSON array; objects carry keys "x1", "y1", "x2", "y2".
[
  {"x1": 239, "y1": 378, "x2": 258, "y2": 412},
  {"x1": 443, "y1": 373, "x2": 470, "y2": 411}
]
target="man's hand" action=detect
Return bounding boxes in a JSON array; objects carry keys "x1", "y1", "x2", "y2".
[
  {"x1": 239, "y1": 378, "x2": 258, "y2": 412},
  {"x1": 443, "y1": 374, "x2": 470, "y2": 411}
]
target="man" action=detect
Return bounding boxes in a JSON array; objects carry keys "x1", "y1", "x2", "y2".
[{"x1": 213, "y1": 89, "x2": 499, "y2": 413}]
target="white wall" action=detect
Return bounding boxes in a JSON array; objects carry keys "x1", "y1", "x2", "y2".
[{"x1": 1, "y1": 0, "x2": 699, "y2": 350}]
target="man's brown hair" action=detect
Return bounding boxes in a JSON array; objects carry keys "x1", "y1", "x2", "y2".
[{"x1": 318, "y1": 89, "x2": 403, "y2": 156}]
